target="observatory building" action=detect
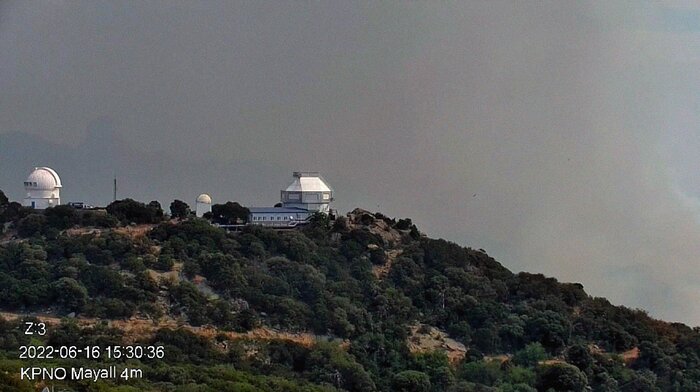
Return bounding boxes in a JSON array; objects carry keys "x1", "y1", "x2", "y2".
[
  {"x1": 248, "y1": 172, "x2": 334, "y2": 227},
  {"x1": 280, "y1": 171, "x2": 333, "y2": 213},
  {"x1": 23, "y1": 167, "x2": 62, "y2": 209},
  {"x1": 195, "y1": 193, "x2": 212, "y2": 217}
]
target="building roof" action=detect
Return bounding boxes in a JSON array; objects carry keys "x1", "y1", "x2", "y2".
[
  {"x1": 196, "y1": 193, "x2": 212, "y2": 204},
  {"x1": 26, "y1": 167, "x2": 62, "y2": 190},
  {"x1": 249, "y1": 207, "x2": 310, "y2": 214},
  {"x1": 284, "y1": 172, "x2": 332, "y2": 193}
]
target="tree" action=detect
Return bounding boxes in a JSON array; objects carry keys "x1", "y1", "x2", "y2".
[
  {"x1": 211, "y1": 202, "x2": 250, "y2": 225},
  {"x1": 0, "y1": 189, "x2": 8, "y2": 207},
  {"x1": 155, "y1": 254, "x2": 175, "y2": 272},
  {"x1": 392, "y1": 370, "x2": 432, "y2": 392},
  {"x1": 16, "y1": 214, "x2": 46, "y2": 237},
  {"x1": 635, "y1": 341, "x2": 671, "y2": 376},
  {"x1": 412, "y1": 352, "x2": 455, "y2": 391},
  {"x1": 51, "y1": 277, "x2": 88, "y2": 312},
  {"x1": 148, "y1": 200, "x2": 164, "y2": 219},
  {"x1": 44, "y1": 205, "x2": 79, "y2": 230},
  {"x1": 170, "y1": 199, "x2": 191, "y2": 219},
  {"x1": 305, "y1": 342, "x2": 376, "y2": 391},
  {"x1": 524, "y1": 310, "x2": 571, "y2": 352},
  {"x1": 458, "y1": 361, "x2": 502, "y2": 386},
  {"x1": 106, "y1": 198, "x2": 164, "y2": 224},
  {"x1": 80, "y1": 211, "x2": 118, "y2": 228},
  {"x1": 1, "y1": 202, "x2": 30, "y2": 223},
  {"x1": 394, "y1": 218, "x2": 413, "y2": 230},
  {"x1": 513, "y1": 343, "x2": 548, "y2": 367},
  {"x1": 0, "y1": 371, "x2": 34, "y2": 392},
  {"x1": 536, "y1": 363, "x2": 588, "y2": 392},
  {"x1": 565, "y1": 344, "x2": 593, "y2": 374}
]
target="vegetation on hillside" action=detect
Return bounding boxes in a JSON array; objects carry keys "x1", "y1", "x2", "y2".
[{"x1": 0, "y1": 191, "x2": 699, "y2": 391}]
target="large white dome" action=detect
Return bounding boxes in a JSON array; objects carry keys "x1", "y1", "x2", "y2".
[
  {"x1": 25, "y1": 167, "x2": 62, "y2": 190},
  {"x1": 196, "y1": 193, "x2": 212, "y2": 204},
  {"x1": 284, "y1": 172, "x2": 332, "y2": 193}
]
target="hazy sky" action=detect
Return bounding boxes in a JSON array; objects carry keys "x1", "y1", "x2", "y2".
[{"x1": 3, "y1": 1, "x2": 700, "y2": 325}]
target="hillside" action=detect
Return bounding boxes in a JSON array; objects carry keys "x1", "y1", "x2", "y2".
[{"x1": 1, "y1": 196, "x2": 700, "y2": 391}]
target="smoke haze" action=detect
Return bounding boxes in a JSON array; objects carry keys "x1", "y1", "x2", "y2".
[{"x1": 3, "y1": 1, "x2": 700, "y2": 324}]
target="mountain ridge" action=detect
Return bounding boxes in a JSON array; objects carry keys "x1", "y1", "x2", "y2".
[{"x1": 0, "y1": 198, "x2": 698, "y2": 391}]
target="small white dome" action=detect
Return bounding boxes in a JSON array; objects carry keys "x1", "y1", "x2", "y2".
[
  {"x1": 25, "y1": 167, "x2": 62, "y2": 190},
  {"x1": 196, "y1": 193, "x2": 212, "y2": 204}
]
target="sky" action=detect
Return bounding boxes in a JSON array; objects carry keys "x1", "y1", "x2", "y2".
[{"x1": 2, "y1": 1, "x2": 700, "y2": 325}]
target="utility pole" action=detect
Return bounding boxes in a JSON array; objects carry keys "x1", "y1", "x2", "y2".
[{"x1": 113, "y1": 176, "x2": 117, "y2": 201}]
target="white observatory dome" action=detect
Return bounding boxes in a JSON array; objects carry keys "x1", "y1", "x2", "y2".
[
  {"x1": 284, "y1": 172, "x2": 332, "y2": 193},
  {"x1": 196, "y1": 193, "x2": 212, "y2": 204},
  {"x1": 195, "y1": 193, "x2": 212, "y2": 217},
  {"x1": 23, "y1": 167, "x2": 62, "y2": 209},
  {"x1": 25, "y1": 167, "x2": 62, "y2": 190},
  {"x1": 280, "y1": 172, "x2": 333, "y2": 214}
]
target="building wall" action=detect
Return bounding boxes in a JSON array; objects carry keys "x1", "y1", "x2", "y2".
[
  {"x1": 282, "y1": 202, "x2": 330, "y2": 213},
  {"x1": 281, "y1": 190, "x2": 332, "y2": 205},
  {"x1": 248, "y1": 211, "x2": 311, "y2": 227},
  {"x1": 195, "y1": 202, "x2": 211, "y2": 217},
  {"x1": 23, "y1": 195, "x2": 59, "y2": 209}
]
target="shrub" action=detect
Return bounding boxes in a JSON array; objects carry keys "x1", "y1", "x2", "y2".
[
  {"x1": 16, "y1": 214, "x2": 46, "y2": 237},
  {"x1": 106, "y1": 198, "x2": 164, "y2": 224}
]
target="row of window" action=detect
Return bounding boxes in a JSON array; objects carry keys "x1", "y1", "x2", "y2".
[
  {"x1": 252, "y1": 215, "x2": 295, "y2": 221},
  {"x1": 283, "y1": 192, "x2": 331, "y2": 201},
  {"x1": 24, "y1": 182, "x2": 39, "y2": 187}
]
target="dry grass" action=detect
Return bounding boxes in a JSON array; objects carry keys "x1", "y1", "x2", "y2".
[{"x1": 407, "y1": 323, "x2": 467, "y2": 364}]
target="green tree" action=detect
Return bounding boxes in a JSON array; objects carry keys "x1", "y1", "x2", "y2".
[
  {"x1": 306, "y1": 342, "x2": 376, "y2": 391},
  {"x1": 148, "y1": 200, "x2": 164, "y2": 219},
  {"x1": 16, "y1": 214, "x2": 46, "y2": 237},
  {"x1": 536, "y1": 363, "x2": 588, "y2": 392},
  {"x1": 565, "y1": 344, "x2": 593, "y2": 375},
  {"x1": 0, "y1": 370, "x2": 34, "y2": 392},
  {"x1": 513, "y1": 343, "x2": 548, "y2": 367},
  {"x1": 44, "y1": 204, "x2": 79, "y2": 229},
  {"x1": 458, "y1": 360, "x2": 502, "y2": 386},
  {"x1": 80, "y1": 211, "x2": 119, "y2": 227},
  {"x1": 107, "y1": 198, "x2": 164, "y2": 224},
  {"x1": 635, "y1": 341, "x2": 671, "y2": 376},
  {"x1": 170, "y1": 199, "x2": 191, "y2": 219},
  {"x1": 0, "y1": 189, "x2": 8, "y2": 207},
  {"x1": 51, "y1": 277, "x2": 88, "y2": 312},
  {"x1": 0, "y1": 202, "x2": 30, "y2": 223},
  {"x1": 392, "y1": 370, "x2": 432, "y2": 392},
  {"x1": 211, "y1": 201, "x2": 250, "y2": 225},
  {"x1": 413, "y1": 351, "x2": 455, "y2": 391},
  {"x1": 155, "y1": 253, "x2": 175, "y2": 271}
]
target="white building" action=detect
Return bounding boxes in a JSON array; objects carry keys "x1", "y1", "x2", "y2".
[
  {"x1": 280, "y1": 171, "x2": 333, "y2": 213},
  {"x1": 195, "y1": 193, "x2": 212, "y2": 217},
  {"x1": 23, "y1": 167, "x2": 62, "y2": 209},
  {"x1": 249, "y1": 172, "x2": 334, "y2": 227}
]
